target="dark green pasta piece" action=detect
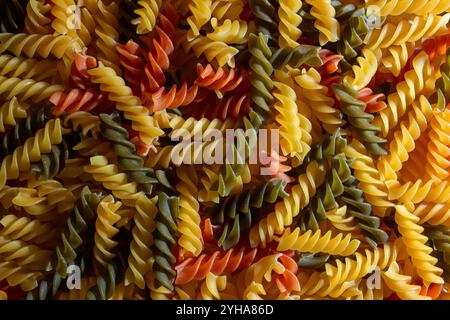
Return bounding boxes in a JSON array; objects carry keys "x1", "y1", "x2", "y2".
[
  {"x1": 100, "y1": 112, "x2": 173, "y2": 194},
  {"x1": 212, "y1": 179, "x2": 288, "y2": 250},
  {"x1": 25, "y1": 272, "x2": 62, "y2": 300},
  {"x1": 212, "y1": 110, "x2": 264, "y2": 198},
  {"x1": 87, "y1": 258, "x2": 125, "y2": 300},
  {"x1": 311, "y1": 153, "x2": 352, "y2": 220},
  {"x1": 341, "y1": 177, "x2": 388, "y2": 248},
  {"x1": 26, "y1": 255, "x2": 88, "y2": 300},
  {"x1": 31, "y1": 135, "x2": 79, "y2": 180},
  {"x1": 249, "y1": 0, "x2": 279, "y2": 45},
  {"x1": 0, "y1": 0, "x2": 28, "y2": 33},
  {"x1": 270, "y1": 45, "x2": 323, "y2": 70},
  {"x1": 249, "y1": 33, "x2": 273, "y2": 117},
  {"x1": 336, "y1": 9, "x2": 370, "y2": 69},
  {"x1": 47, "y1": 186, "x2": 100, "y2": 277},
  {"x1": 333, "y1": 83, "x2": 387, "y2": 157},
  {"x1": 152, "y1": 192, "x2": 179, "y2": 291},
  {"x1": 297, "y1": 253, "x2": 331, "y2": 270},
  {"x1": 298, "y1": 3, "x2": 319, "y2": 41},
  {"x1": 425, "y1": 225, "x2": 450, "y2": 282},
  {"x1": 0, "y1": 107, "x2": 50, "y2": 160}
]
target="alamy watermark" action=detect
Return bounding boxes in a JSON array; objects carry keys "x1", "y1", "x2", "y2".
[
  {"x1": 170, "y1": 128, "x2": 280, "y2": 175},
  {"x1": 66, "y1": 5, "x2": 81, "y2": 30},
  {"x1": 66, "y1": 265, "x2": 81, "y2": 290},
  {"x1": 366, "y1": 5, "x2": 383, "y2": 29}
]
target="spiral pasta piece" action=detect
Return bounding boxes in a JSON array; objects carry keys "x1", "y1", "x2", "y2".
[
  {"x1": 0, "y1": 97, "x2": 27, "y2": 133},
  {"x1": 186, "y1": 0, "x2": 212, "y2": 40},
  {"x1": 424, "y1": 109, "x2": 450, "y2": 183},
  {"x1": 249, "y1": 32, "x2": 273, "y2": 117},
  {"x1": 273, "y1": 76, "x2": 311, "y2": 165},
  {"x1": 344, "y1": 139, "x2": 393, "y2": 216},
  {"x1": 365, "y1": 14, "x2": 450, "y2": 50},
  {"x1": 24, "y1": 0, "x2": 52, "y2": 34},
  {"x1": 181, "y1": 33, "x2": 239, "y2": 68},
  {"x1": 125, "y1": 194, "x2": 157, "y2": 289},
  {"x1": 277, "y1": 0, "x2": 302, "y2": 48},
  {"x1": 306, "y1": 0, "x2": 339, "y2": 45},
  {"x1": 176, "y1": 166, "x2": 203, "y2": 257},
  {"x1": 0, "y1": 215, "x2": 59, "y2": 246},
  {"x1": 0, "y1": 119, "x2": 67, "y2": 190},
  {"x1": 276, "y1": 227, "x2": 360, "y2": 256},
  {"x1": 374, "y1": 52, "x2": 435, "y2": 137},
  {"x1": 0, "y1": 260, "x2": 42, "y2": 292},
  {"x1": 377, "y1": 95, "x2": 435, "y2": 181},
  {"x1": 207, "y1": 18, "x2": 249, "y2": 44},
  {"x1": 344, "y1": 49, "x2": 378, "y2": 91},
  {"x1": 175, "y1": 247, "x2": 258, "y2": 285},
  {"x1": 94, "y1": 0, "x2": 121, "y2": 74},
  {"x1": 249, "y1": 160, "x2": 326, "y2": 248},
  {"x1": 0, "y1": 76, "x2": 65, "y2": 103},
  {"x1": 382, "y1": 261, "x2": 430, "y2": 300},
  {"x1": 49, "y1": 0, "x2": 78, "y2": 39},
  {"x1": 365, "y1": 0, "x2": 450, "y2": 16},
  {"x1": 84, "y1": 156, "x2": 143, "y2": 207},
  {"x1": 295, "y1": 68, "x2": 343, "y2": 134},
  {"x1": 151, "y1": 192, "x2": 179, "y2": 293},
  {"x1": 93, "y1": 195, "x2": 122, "y2": 268},
  {"x1": 395, "y1": 205, "x2": 443, "y2": 285},
  {"x1": 0, "y1": 54, "x2": 58, "y2": 82},
  {"x1": 88, "y1": 62, "x2": 164, "y2": 152},
  {"x1": 0, "y1": 32, "x2": 80, "y2": 61},
  {"x1": 132, "y1": 0, "x2": 162, "y2": 35}
]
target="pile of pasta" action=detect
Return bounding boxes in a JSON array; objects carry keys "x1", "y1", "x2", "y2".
[{"x1": 0, "y1": 0, "x2": 449, "y2": 301}]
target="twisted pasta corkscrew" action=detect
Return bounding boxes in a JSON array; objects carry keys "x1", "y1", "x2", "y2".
[{"x1": 175, "y1": 247, "x2": 258, "y2": 285}]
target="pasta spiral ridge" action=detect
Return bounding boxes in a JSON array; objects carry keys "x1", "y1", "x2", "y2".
[
  {"x1": 0, "y1": 33, "x2": 80, "y2": 59},
  {"x1": 151, "y1": 192, "x2": 179, "y2": 292},
  {"x1": 295, "y1": 68, "x2": 343, "y2": 134},
  {"x1": 175, "y1": 247, "x2": 258, "y2": 285},
  {"x1": 249, "y1": 0, "x2": 278, "y2": 43},
  {"x1": 176, "y1": 166, "x2": 203, "y2": 257},
  {"x1": 0, "y1": 54, "x2": 57, "y2": 81},
  {"x1": 0, "y1": 118, "x2": 67, "y2": 190},
  {"x1": 276, "y1": 227, "x2": 360, "y2": 256},
  {"x1": 52, "y1": 186, "x2": 100, "y2": 277},
  {"x1": 132, "y1": 0, "x2": 162, "y2": 35},
  {"x1": 364, "y1": 14, "x2": 450, "y2": 50},
  {"x1": 87, "y1": 62, "x2": 164, "y2": 152},
  {"x1": 249, "y1": 160, "x2": 326, "y2": 248},
  {"x1": 333, "y1": 82, "x2": 387, "y2": 156},
  {"x1": 100, "y1": 113, "x2": 158, "y2": 195},
  {"x1": 24, "y1": 0, "x2": 52, "y2": 35},
  {"x1": 186, "y1": 0, "x2": 212, "y2": 40},
  {"x1": 0, "y1": 76, "x2": 65, "y2": 103},
  {"x1": 93, "y1": 195, "x2": 122, "y2": 269},
  {"x1": 377, "y1": 95, "x2": 436, "y2": 181},
  {"x1": 94, "y1": 0, "x2": 121, "y2": 74},
  {"x1": 395, "y1": 205, "x2": 443, "y2": 285},
  {"x1": 277, "y1": 0, "x2": 302, "y2": 48},
  {"x1": 306, "y1": 0, "x2": 339, "y2": 45},
  {"x1": 0, "y1": 97, "x2": 27, "y2": 133},
  {"x1": 125, "y1": 195, "x2": 157, "y2": 289},
  {"x1": 212, "y1": 179, "x2": 289, "y2": 250}
]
